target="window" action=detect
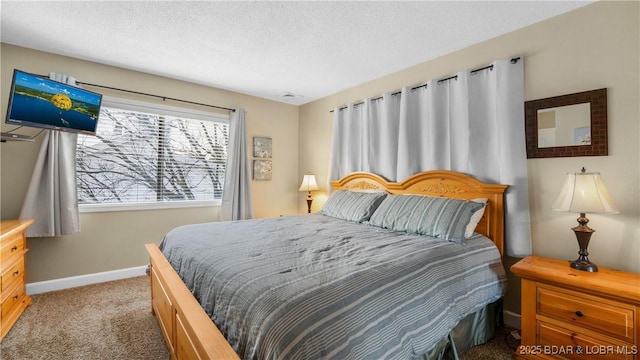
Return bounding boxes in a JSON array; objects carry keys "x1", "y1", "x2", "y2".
[{"x1": 76, "y1": 97, "x2": 229, "y2": 211}]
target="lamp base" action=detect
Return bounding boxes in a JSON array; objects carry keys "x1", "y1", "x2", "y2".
[
  {"x1": 570, "y1": 258, "x2": 598, "y2": 272},
  {"x1": 305, "y1": 192, "x2": 313, "y2": 214},
  {"x1": 570, "y1": 213, "x2": 598, "y2": 272}
]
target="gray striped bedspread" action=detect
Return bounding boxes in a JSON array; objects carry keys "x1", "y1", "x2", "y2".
[{"x1": 159, "y1": 213, "x2": 507, "y2": 360}]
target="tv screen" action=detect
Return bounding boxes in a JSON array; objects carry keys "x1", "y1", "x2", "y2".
[{"x1": 5, "y1": 69, "x2": 102, "y2": 135}]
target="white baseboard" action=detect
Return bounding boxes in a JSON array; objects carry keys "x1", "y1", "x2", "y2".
[
  {"x1": 26, "y1": 265, "x2": 147, "y2": 295},
  {"x1": 503, "y1": 309, "x2": 521, "y2": 329}
]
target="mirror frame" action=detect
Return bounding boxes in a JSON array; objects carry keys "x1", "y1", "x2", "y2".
[{"x1": 525, "y1": 88, "x2": 608, "y2": 158}]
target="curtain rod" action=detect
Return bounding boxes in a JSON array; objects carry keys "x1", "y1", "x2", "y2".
[
  {"x1": 39, "y1": 74, "x2": 235, "y2": 112},
  {"x1": 330, "y1": 57, "x2": 521, "y2": 113}
]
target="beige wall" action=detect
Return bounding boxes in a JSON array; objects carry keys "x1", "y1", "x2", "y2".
[
  {"x1": 1, "y1": 44, "x2": 300, "y2": 282},
  {"x1": 299, "y1": 1, "x2": 640, "y2": 315}
]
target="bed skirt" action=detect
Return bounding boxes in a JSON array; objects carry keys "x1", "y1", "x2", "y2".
[{"x1": 422, "y1": 300, "x2": 500, "y2": 360}]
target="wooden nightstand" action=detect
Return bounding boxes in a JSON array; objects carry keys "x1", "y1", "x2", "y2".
[
  {"x1": 1, "y1": 219, "x2": 34, "y2": 341},
  {"x1": 511, "y1": 256, "x2": 640, "y2": 360}
]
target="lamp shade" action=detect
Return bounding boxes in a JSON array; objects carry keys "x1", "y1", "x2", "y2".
[
  {"x1": 298, "y1": 174, "x2": 319, "y2": 192},
  {"x1": 552, "y1": 172, "x2": 619, "y2": 214}
]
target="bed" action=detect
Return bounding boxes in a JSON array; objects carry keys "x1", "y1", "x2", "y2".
[{"x1": 146, "y1": 170, "x2": 508, "y2": 359}]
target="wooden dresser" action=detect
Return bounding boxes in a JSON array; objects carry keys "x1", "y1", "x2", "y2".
[
  {"x1": 1, "y1": 219, "x2": 34, "y2": 341},
  {"x1": 511, "y1": 256, "x2": 640, "y2": 360}
]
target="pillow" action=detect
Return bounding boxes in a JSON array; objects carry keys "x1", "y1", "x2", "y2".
[
  {"x1": 368, "y1": 194, "x2": 485, "y2": 243},
  {"x1": 321, "y1": 190, "x2": 387, "y2": 223},
  {"x1": 465, "y1": 198, "x2": 488, "y2": 238}
]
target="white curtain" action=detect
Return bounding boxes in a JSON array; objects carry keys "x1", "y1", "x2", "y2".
[
  {"x1": 220, "y1": 108, "x2": 253, "y2": 220},
  {"x1": 329, "y1": 104, "x2": 364, "y2": 179},
  {"x1": 329, "y1": 58, "x2": 532, "y2": 257},
  {"x1": 369, "y1": 92, "x2": 401, "y2": 180},
  {"x1": 19, "y1": 73, "x2": 81, "y2": 237}
]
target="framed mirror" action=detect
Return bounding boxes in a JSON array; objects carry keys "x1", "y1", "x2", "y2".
[{"x1": 525, "y1": 88, "x2": 607, "y2": 158}]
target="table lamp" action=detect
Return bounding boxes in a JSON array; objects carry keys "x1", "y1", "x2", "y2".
[
  {"x1": 298, "y1": 174, "x2": 319, "y2": 213},
  {"x1": 552, "y1": 167, "x2": 619, "y2": 272}
]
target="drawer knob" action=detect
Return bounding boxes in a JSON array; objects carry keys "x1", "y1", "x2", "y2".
[
  {"x1": 575, "y1": 310, "x2": 584, "y2": 317},
  {"x1": 11, "y1": 245, "x2": 18, "y2": 251},
  {"x1": 13, "y1": 270, "x2": 20, "y2": 276}
]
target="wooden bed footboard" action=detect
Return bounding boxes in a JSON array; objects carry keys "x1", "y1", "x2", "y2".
[{"x1": 146, "y1": 243, "x2": 239, "y2": 360}]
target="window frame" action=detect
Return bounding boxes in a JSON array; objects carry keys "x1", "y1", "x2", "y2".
[{"x1": 77, "y1": 96, "x2": 230, "y2": 213}]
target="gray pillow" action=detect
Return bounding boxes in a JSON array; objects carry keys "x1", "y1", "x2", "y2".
[
  {"x1": 368, "y1": 194, "x2": 485, "y2": 243},
  {"x1": 321, "y1": 190, "x2": 387, "y2": 223}
]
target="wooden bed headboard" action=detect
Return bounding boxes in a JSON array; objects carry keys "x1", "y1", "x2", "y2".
[{"x1": 331, "y1": 170, "x2": 508, "y2": 257}]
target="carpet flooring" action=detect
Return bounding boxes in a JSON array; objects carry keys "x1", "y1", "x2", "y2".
[
  {"x1": 1, "y1": 276, "x2": 517, "y2": 359},
  {"x1": 1, "y1": 276, "x2": 169, "y2": 360}
]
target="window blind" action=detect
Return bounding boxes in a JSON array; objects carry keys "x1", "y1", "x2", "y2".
[{"x1": 76, "y1": 97, "x2": 229, "y2": 205}]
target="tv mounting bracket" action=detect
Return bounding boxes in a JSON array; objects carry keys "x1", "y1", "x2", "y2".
[{"x1": 1, "y1": 132, "x2": 35, "y2": 142}]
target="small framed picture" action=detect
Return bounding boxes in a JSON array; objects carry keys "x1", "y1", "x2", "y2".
[
  {"x1": 253, "y1": 136, "x2": 272, "y2": 158},
  {"x1": 253, "y1": 160, "x2": 272, "y2": 181}
]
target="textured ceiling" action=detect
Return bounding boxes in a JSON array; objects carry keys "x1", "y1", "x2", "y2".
[{"x1": 1, "y1": 1, "x2": 592, "y2": 105}]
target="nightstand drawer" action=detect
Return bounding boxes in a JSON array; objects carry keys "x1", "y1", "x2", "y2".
[
  {"x1": 538, "y1": 321, "x2": 634, "y2": 360},
  {"x1": 1, "y1": 257, "x2": 24, "y2": 292},
  {"x1": 538, "y1": 286, "x2": 635, "y2": 343}
]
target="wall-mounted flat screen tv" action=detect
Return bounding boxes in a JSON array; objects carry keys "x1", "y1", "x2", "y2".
[{"x1": 5, "y1": 69, "x2": 102, "y2": 135}]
